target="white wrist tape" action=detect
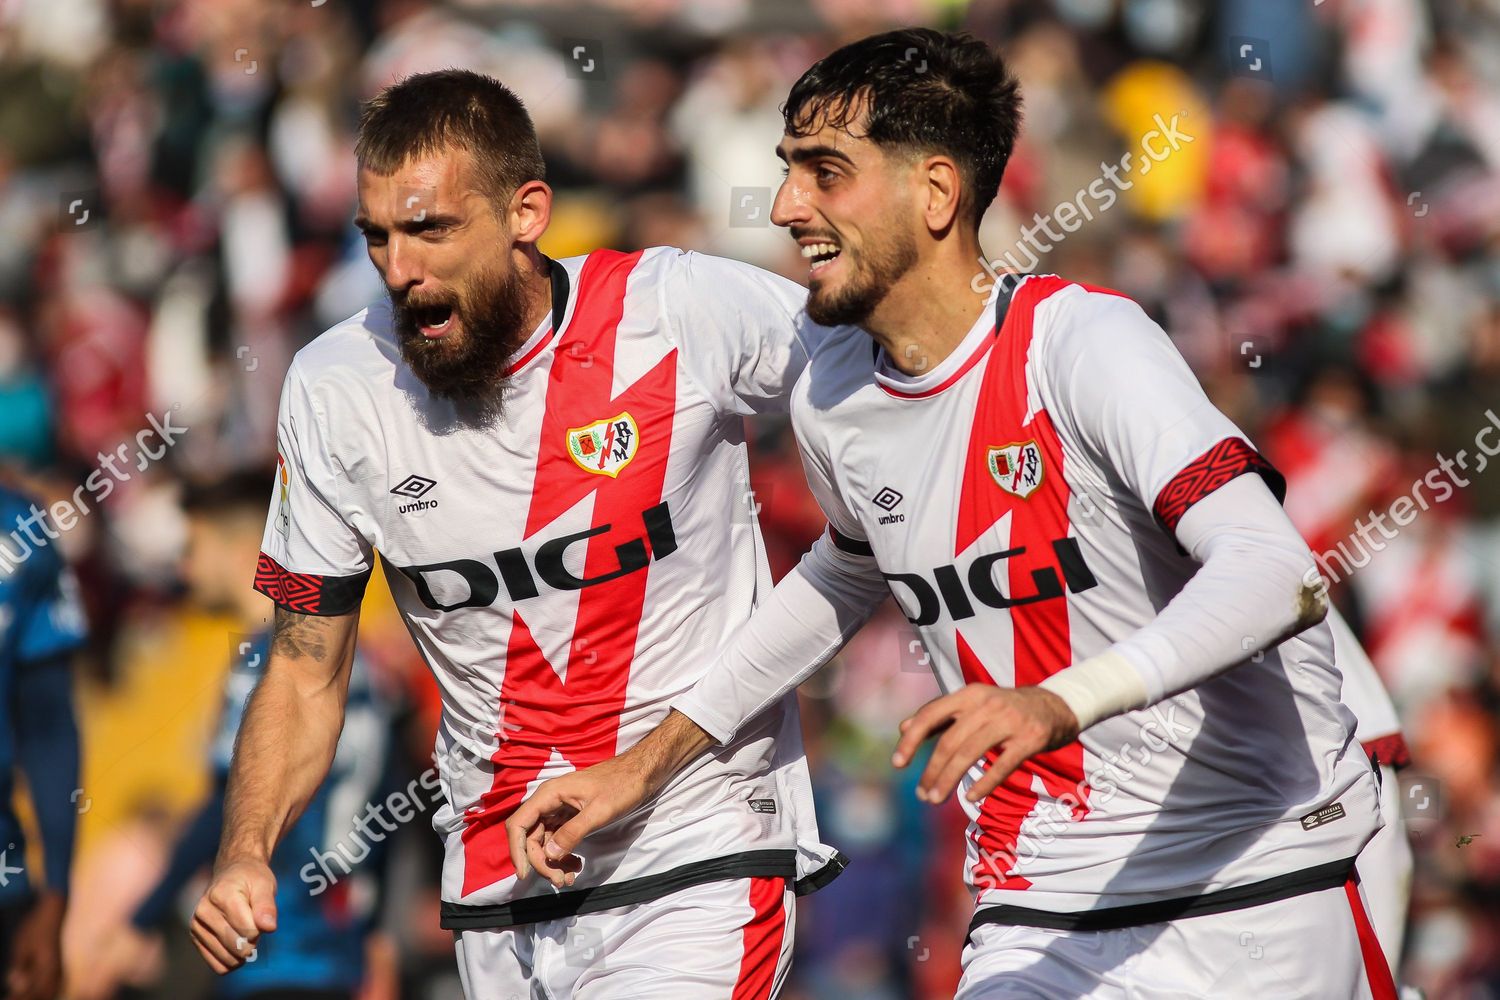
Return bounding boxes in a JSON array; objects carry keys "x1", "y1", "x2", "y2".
[{"x1": 1037, "y1": 649, "x2": 1151, "y2": 732}]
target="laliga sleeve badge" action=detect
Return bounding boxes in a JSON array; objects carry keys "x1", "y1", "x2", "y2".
[
  {"x1": 986, "y1": 440, "x2": 1044, "y2": 499},
  {"x1": 567, "y1": 412, "x2": 638, "y2": 478},
  {"x1": 275, "y1": 452, "x2": 291, "y2": 538}
]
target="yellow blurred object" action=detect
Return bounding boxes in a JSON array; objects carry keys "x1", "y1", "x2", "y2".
[
  {"x1": 1100, "y1": 61, "x2": 1213, "y2": 223},
  {"x1": 538, "y1": 194, "x2": 622, "y2": 259},
  {"x1": 72, "y1": 610, "x2": 237, "y2": 858}
]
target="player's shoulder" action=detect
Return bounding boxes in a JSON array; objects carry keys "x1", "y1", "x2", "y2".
[
  {"x1": 1017, "y1": 274, "x2": 1162, "y2": 366},
  {"x1": 629, "y1": 244, "x2": 848, "y2": 349},
  {"x1": 630, "y1": 245, "x2": 804, "y2": 306},
  {"x1": 284, "y1": 299, "x2": 401, "y2": 399},
  {"x1": 0, "y1": 483, "x2": 61, "y2": 584},
  {"x1": 791, "y1": 320, "x2": 878, "y2": 425}
]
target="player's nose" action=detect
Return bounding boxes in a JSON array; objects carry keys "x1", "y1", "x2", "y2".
[
  {"x1": 770, "y1": 178, "x2": 809, "y2": 229},
  {"x1": 383, "y1": 236, "x2": 425, "y2": 292}
]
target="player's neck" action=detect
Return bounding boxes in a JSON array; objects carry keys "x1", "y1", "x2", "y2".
[
  {"x1": 517, "y1": 244, "x2": 555, "y2": 338},
  {"x1": 863, "y1": 249, "x2": 990, "y2": 376}
]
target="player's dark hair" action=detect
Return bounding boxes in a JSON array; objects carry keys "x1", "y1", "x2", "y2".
[
  {"x1": 782, "y1": 28, "x2": 1022, "y2": 228},
  {"x1": 355, "y1": 68, "x2": 546, "y2": 204}
]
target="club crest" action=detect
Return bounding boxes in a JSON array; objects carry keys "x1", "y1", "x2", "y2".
[
  {"x1": 567, "y1": 412, "x2": 639, "y2": 478},
  {"x1": 986, "y1": 440, "x2": 1044, "y2": 499}
]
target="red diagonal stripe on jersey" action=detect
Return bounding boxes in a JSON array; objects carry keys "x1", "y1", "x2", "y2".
[
  {"x1": 954, "y1": 276, "x2": 1089, "y2": 893},
  {"x1": 460, "y1": 249, "x2": 681, "y2": 895}
]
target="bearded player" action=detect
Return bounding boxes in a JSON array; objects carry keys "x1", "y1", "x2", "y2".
[
  {"x1": 510, "y1": 29, "x2": 1399, "y2": 999},
  {"x1": 189, "y1": 69, "x2": 848, "y2": 999}
]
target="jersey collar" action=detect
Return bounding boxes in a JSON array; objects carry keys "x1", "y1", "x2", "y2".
[
  {"x1": 503, "y1": 255, "x2": 574, "y2": 378},
  {"x1": 873, "y1": 273, "x2": 1025, "y2": 399}
]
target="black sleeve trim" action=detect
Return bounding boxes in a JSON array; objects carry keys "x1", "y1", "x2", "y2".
[
  {"x1": 829, "y1": 526, "x2": 873, "y2": 557},
  {"x1": 440, "y1": 849, "x2": 798, "y2": 929},
  {"x1": 1152, "y1": 438, "x2": 1287, "y2": 535},
  {"x1": 253, "y1": 552, "x2": 369, "y2": 616},
  {"x1": 968, "y1": 856, "x2": 1355, "y2": 935}
]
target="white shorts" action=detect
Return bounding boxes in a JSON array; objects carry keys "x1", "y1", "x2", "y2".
[
  {"x1": 957, "y1": 875, "x2": 1398, "y2": 999},
  {"x1": 453, "y1": 876, "x2": 794, "y2": 1000}
]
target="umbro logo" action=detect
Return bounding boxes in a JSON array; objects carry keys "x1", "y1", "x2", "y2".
[
  {"x1": 873, "y1": 487, "x2": 905, "y2": 525},
  {"x1": 391, "y1": 475, "x2": 438, "y2": 514},
  {"x1": 391, "y1": 475, "x2": 436, "y2": 499}
]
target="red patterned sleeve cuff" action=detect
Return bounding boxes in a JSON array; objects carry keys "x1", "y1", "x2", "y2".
[
  {"x1": 1361, "y1": 733, "x2": 1412, "y2": 770},
  {"x1": 1152, "y1": 438, "x2": 1287, "y2": 535},
  {"x1": 254, "y1": 552, "x2": 370, "y2": 616}
]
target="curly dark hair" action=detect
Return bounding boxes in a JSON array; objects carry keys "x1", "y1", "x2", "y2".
[{"x1": 782, "y1": 28, "x2": 1023, "y2": 228}]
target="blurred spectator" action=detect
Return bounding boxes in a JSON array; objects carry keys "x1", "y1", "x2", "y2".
[{"x1": 0, "y1": 486, "x2": 86, "y2": 1000}]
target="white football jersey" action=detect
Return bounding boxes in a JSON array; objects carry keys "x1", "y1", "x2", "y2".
[
  {"x1": 256, "y1": 247, "x2": 845, "y2": 927},
  {"x1": 1326, "y1": 604, "x2": 1407, "y2": 766},
  {"x1": 792, "y1": 274, "x2": 1382, "y2": 917}
]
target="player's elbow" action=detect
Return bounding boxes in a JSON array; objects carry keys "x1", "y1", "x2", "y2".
[
  {"x1": 1262, "y1": 539, "x2": 1329, "y2": 637},
  {"x1": 1289, "y1": 550, "x2": 1329, "y2": 632}
]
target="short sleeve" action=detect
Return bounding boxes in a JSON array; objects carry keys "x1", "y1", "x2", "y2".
[
  {"x1": 1039, "y1": 287, "x2": 1285, "y2": 538},
  {"x1": 14, "y1": 537, "x2": 86, "y2": 664},
  {"x1": 254, "y1": 363, "x2": 373, "y2": 616},
  {"x1": 660, "y1": 251, "x2": 819, "y2": 418}
]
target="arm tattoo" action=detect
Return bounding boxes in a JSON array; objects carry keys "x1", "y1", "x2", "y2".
[{"x1": 271, "y1": 607, "x2": 336, "y2": 660}]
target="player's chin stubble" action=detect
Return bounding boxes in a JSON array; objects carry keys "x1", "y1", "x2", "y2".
[
  {"x1": 392, "y1": 261, "x2": 530, "y2": 407},
  {"x1": 805, "y1": 225, "x2": 919, "y2": 328}
]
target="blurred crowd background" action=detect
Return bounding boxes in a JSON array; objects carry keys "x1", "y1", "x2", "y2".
[{"x1": 2, "y1": 0, "x2": 1499, "y2": 997}]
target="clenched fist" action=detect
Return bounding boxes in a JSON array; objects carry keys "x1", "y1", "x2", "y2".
[{"x1": 190, "y1": 859, "x2": 277, "y2": 974}]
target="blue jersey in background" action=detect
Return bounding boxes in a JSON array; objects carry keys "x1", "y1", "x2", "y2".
[
  {"x1": 134, "y1": 632, "x2": 395, "y2": 997},
  {"x1": 0, "y1": 485, "x2": 86, "y2": 907}
]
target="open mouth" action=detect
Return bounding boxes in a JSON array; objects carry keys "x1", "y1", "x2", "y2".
[
  {"x1": 412, "y1": 302, "x2": 456, "y2": 338},
  {"x1": 801, "y1": 241, "x2": 842, "y2": 276}
]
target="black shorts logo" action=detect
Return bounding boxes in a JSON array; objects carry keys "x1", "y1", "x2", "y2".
[{"x1": 748, "y1": 799, "x2": 777, "y2": 814}]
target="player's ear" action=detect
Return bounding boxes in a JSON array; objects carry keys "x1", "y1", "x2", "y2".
[
  {"x1": 921, "y1": 154, "x2": 962, "y2": 236},
  {"x1": 509, "y1": 180, "x2": 552, "y2": 246}
]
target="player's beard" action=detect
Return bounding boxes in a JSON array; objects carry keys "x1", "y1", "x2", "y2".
[
  {"x1": 391, "y1": 259, "x2": 530, "y2": 408},
  {"x1": 804, "y1": 221, "x2": 919, "y2": 328}
]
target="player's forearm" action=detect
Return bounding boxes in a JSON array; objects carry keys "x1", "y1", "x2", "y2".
[
  {"x1": 1042, "y1": 474, "x2": 1326, "y2": 730},
  {"x1": 619, "y1": 710, "x2": 716, "y2": 795},
  {"x1": 672, "y1": 531, "x2": 888, "y2": 743},
  {"x1": 217, "y1": 609, "x2": 357, "y2": 866}
]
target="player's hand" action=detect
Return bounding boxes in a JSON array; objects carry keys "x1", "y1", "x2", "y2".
[
  {"x1": 5, "y1": 888, "x2": 64, "y2": 1000},
  {"x1": 892, "y1": 684, "x2": 1080, "y2": 805},
  {"x1": 506, "y1": 757, "x2": 654, "y2": 889},
  {"x1": 190, "y1": 859, "x2": 277, "y2": 975}
]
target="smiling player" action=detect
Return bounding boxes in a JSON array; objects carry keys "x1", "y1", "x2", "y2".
[{"x1": 510, "y1": 29, "x2": 1399, "y2": 999}]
